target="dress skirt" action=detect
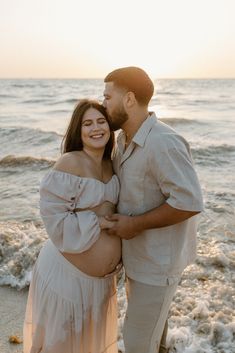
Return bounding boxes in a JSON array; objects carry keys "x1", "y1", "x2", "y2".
[{"x1": 23, "y1": 240, "x2": 118, "y2": 353}]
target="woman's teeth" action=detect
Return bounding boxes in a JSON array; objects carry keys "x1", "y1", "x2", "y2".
[{"x1": 91, "y1": 134, "x2": 103, "y2": 139}]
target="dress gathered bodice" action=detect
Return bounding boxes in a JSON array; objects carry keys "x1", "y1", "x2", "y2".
[
  {"x1": 39, "y1": 169, "x2": 120, "y2": 254},
  {"x1": 40, "y1": 170, "x2": 119, "y2": 209}
]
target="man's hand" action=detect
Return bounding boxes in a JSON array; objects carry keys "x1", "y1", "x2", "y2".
[
  {"x1": 98, "y1": 216, "x2": 116, "y2": 230},
  {"x1": 105, "y1": 214, "x2": 139, "y2": 239}
]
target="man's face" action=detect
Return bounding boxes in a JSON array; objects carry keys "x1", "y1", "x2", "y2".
[{"x1": 103, "y1": 82, "x2": 129, "y2": 131}]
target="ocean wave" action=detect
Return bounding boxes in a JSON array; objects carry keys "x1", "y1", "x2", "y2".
[
  {"x1": 0, "y1": 155, "x2": 55, "y2": 167},
  {"x1": 192, "y1": 144, "x2": 235, "y2": 163},
  {"x1": 0, "y1": 220, "x2": 47, "y2": 289},
  {"x1": 48, "y1": 97, "x2": 79, "y2": 105},
  {"x1": 0, "y1": 94, "x2": 16, "y2": 99},
  {"x1": 190, "y1": 99, "x2": 219, "y2": 105},
  {"x1": 50, "y1": 109, "x2": 69, "y2": 114},
  {"x1": 0, "y1": 126, "x2": 62, "y2": 143},
  {"x1": 11, "y1": 82, "x2": 38, "y2": 88},
  {"x1": 22, "y1": 98, "x2": 53, "y2": 104},
  {"x1": 155, "y1": 91, "x2": 182, "y2": 96},
  {"x1": 159, "y1": 117, "x2": 200, "y2": 125}
]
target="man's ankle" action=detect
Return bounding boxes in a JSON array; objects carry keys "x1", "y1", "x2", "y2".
[{"x1": 159, "y1": 344, "x2": 169, "y2": 353}]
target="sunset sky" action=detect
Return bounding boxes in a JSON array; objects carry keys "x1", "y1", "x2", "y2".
[{"x1": 1, "y1": 0, "x2": 235, "y2": 79}]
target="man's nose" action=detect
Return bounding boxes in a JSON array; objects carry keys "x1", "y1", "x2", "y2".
[{"x1": 102, "y1": 99, "x2": 107, "y2": 108}]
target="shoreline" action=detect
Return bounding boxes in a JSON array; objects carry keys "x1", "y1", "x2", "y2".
[{"x1": 0, "y1": 286, "x2": 28, "y2": 353}]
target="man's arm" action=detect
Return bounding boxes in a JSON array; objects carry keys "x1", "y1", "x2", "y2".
[{"x1": 107, "y1": 203, "x2": 200, "y2": 239}]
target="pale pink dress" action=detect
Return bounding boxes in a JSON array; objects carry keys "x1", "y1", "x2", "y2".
[{"x1": 23, "y1": 170, "x2": 120, "y2": 353}]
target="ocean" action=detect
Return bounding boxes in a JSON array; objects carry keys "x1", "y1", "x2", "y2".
[{"x1": 0, "y1": 78, "x2": 235, "y2": 352}]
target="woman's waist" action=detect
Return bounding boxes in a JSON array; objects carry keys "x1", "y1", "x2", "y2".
[
  {"x1": 61, "y1": 230, "x2": 122, "y2": 277},
  {"x1": 74, "y1": 201, "x2": 115, "y2": 217},
  {"x1": 38, "y1": 240, "x2": 103, "y2": 280}
]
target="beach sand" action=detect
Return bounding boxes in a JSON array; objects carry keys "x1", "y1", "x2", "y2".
[{"x1": 0, "y1": 286, "x2": 28, "y2": 353}]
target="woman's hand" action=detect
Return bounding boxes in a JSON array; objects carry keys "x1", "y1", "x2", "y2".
[{"x1": 98, "y1": 216, "x2": 115, "y2": 230}]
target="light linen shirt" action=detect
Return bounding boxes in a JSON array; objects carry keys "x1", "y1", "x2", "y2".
[{"x1": 113, "y1": 113, "x2": 204, "y2": 286}]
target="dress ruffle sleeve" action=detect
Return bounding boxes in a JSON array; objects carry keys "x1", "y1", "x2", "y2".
[{"x1": 39, "y1": 171, "x2": 101, "y2": 253}]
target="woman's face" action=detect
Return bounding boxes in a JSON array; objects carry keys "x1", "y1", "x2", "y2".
[{"x1": 81, "y1": 107, "x2": 110, "y2": 152}]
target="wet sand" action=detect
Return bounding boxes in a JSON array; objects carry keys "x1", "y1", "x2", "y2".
[{"x1": 0, "y1": 286, "x2": 28, "y2": 353}]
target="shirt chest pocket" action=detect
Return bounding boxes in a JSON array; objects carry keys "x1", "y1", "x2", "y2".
[{"x1": 119, "y1": 159, "x2": 146, "y2": 214}]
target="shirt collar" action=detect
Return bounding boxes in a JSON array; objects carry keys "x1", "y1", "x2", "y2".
[
  {"x1": 133, "y1": 112, "x2": 157, "y2": 147},
  {"x1": 116, "y1": 112, "x2": 157, "y2": 149}
]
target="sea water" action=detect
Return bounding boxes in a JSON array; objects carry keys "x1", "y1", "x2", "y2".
[{"x1": 0, "y1": 78, "x2": 235, "y2": 352}]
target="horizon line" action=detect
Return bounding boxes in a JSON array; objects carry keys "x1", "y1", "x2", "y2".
[{"x1": 0, "y1": 77, "x2": 235, "y2": 80}]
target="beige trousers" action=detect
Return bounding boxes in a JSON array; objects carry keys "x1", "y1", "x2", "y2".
[{"x1": 123, "y1": 277, "x2": 179, "y2": 353}]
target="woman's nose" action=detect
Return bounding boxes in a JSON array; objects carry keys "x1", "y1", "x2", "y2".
[{"x1": 92, "y1": 121, "x2": 100, "y2": 130}]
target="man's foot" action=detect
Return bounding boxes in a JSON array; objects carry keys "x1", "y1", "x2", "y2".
[{"x1": 159, "y1": 344, "x2": 169, "y2": 353}]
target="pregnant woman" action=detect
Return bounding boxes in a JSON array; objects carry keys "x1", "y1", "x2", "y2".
[{"x1": 23, "y1": 99, "x2": 122, "y2": 353}]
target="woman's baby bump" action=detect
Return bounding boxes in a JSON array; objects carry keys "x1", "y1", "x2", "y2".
[{"x1": 62, "y1": 201, "x2": 121, "y2": 277}]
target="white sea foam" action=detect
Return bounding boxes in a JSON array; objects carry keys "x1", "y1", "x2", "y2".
[{"x1": 0, "y1": 221, "x2": 47, "y2": 288}]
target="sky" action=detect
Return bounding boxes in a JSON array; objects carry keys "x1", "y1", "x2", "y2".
[{"x1": 1, "y1": 0, "x2": 235, "y2": 79}]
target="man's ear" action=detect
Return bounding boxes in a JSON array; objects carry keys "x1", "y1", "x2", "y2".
[{"x1": 124, "y1": 91, "x2": 136, "y2": 108}]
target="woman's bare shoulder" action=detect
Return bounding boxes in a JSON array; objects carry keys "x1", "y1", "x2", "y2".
[{"x1": 53, "y1": 151, "x2": 84, "y2": 176}]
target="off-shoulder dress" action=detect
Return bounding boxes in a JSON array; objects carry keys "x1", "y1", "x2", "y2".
[{"x1": 23, "y1": 170, "x2": 121, "y2": 353}]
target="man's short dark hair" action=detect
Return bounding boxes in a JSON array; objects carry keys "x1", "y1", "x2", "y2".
[{"x1": 104, "y1": 66, "x2": 154, "y2": 106}]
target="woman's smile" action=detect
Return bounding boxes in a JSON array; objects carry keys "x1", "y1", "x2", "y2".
[{"x1": 81, "y1": 107, "x2": 111, "y2": 150}]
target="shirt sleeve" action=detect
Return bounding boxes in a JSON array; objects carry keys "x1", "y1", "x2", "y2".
[
  {"x1": 149, "y1": 134, "x2": 204, "y2": 212},
  {"x1": 39, "y1": 172, "x2": 101, "y2": 253}
]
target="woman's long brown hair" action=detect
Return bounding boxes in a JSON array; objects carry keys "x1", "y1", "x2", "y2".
[{"x1": 61, "y1": 99, "x2": 114, "y2": 160}]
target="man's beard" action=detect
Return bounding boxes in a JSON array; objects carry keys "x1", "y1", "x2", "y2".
[{"x1": 108, "y1": 106, "x2": 129, "y2": 131}]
